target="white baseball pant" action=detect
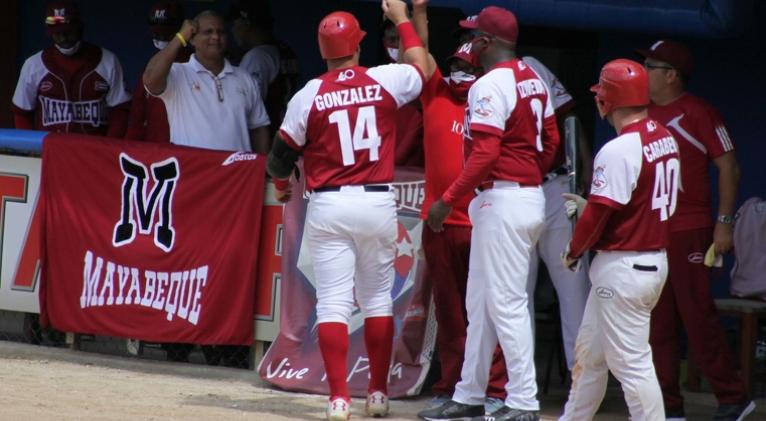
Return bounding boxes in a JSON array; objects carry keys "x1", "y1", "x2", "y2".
[
  {"x1": 560, "y1": 249, "x2": 667, "y2": 421},
  {"x1": 453, "y1": 182, "x2": 545, "y2": 411},
  {"x1": 527, "y1": 174, "x2": 590, "y2": 369},
  {"x1": 306, "y1": 186, "x2": 397, "y2": 324}
]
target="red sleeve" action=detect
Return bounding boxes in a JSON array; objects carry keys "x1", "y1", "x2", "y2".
[
  {"x1": 568, "y1": 201, "x2": 614, "y2": 258},
  {"x1": 106, "y1": 102, "x2": 130, "y2": 138},
  {"x1": 12, "y1": 106, "x2": 35, "y2": 130},
  {"x1": 539, "y1": 113, "x2": 560, "y2": 174},
  {"x1": 692, "y1": 102, "x2": 733, "y2": 158},
  {"x1": 441, "y1": 130, "x2": 500, "y2": 206},
  {"x1": 124, "y1": 78, "x2": 147, "y2": 140}
]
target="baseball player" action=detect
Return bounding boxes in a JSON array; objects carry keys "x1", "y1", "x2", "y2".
[
  {"x1": 406, "y1": 1, "x2": 509, "y2": 413},
  {"x1": 637, "y1": 40, "x2": 754, "y2": 420},
  {"x1": 558, "y1": 59, "x2": 679, "y2": 421},
  {"x1": 420, "y1": 6, "x2": 559, "y2": 421},
  {"x1": 266, "y1": 1, "x2": 431, "y2": 419},
  {"x1": 125, "y1": 1, "x2": 188, "y2": 142},
  {"x1": 520, "y1": 55, "x2": 591, "y2": 373},
  {"x1": 13, "y1": 1, "x2": 131, "y2": 136}
]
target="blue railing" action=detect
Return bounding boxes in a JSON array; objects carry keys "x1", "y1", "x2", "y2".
[{"x1": 0, "y1": 129, "x2": 46, "y2": 155}]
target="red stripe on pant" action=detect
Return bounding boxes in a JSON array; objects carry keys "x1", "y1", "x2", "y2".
[
  {"x1": 649, "y1": 227, "x2": 747, "y2": 410},
  {"x1": 423, "y1": 224, "x2": 507, "y2": 399}
]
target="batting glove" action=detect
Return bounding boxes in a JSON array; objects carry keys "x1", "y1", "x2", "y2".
[
  {"x1": 561, "y1": 244, "x2": 582, "y2": 272},
  {"x1": 562, "y1": 193, "x2": 587, "y2": 219}
]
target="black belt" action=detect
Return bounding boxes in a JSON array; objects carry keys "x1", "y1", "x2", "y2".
[{"x1": 313, "y1": 185, "x2": 390, "y2": 193}]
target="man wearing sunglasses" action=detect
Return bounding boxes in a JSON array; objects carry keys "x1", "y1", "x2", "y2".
[{"x1": 637, "y1": 40, "x2": 754, "y2": 421}]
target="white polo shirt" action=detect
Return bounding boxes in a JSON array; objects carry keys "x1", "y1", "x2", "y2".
[{"x1": 152, "y1": 54, "x2": 270, "y2": 152}]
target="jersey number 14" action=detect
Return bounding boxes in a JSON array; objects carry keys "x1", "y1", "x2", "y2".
[
  {"x1": 652, "y1": 158, "x2": 680, "y2": 221},
  {"x1": 329, "y1": 106, "x2": 381, "y2": 166}
]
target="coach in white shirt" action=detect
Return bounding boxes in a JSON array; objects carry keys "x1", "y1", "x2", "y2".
[{"x1": 143, "y1": 10, "x2": 271, "y2": 153}]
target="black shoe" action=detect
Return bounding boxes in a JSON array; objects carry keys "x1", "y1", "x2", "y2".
[
  {"x1": 471, "y1": 406, "x2": 539, "y2": 421},
  {"x1": 713, "y1": 400, "x2": 755, "y2": 421},
  {"x1": 664, "y1": 406, "x2": 686, "y2": 420},
  {"x1": 417, "y1": 399, "x2": 484, "y2": 420}
]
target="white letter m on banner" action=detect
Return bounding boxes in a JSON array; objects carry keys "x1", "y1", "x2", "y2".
[{"x1": 113, "y1": 153, "x2": 179, "y2": 252}]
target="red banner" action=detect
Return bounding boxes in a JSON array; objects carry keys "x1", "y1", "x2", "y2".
[
  {"x1": 258, "y1": 165, "x2": 436, "y2": 398},
  {"x1": 39, "y1": 134, "x2": 265, "y2": 345}
]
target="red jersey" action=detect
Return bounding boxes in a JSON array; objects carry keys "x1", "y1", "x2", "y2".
[
  {"x1": 589, "y1": 119, "x2": 680, "y2": 251},
  {"x1": 12, "y1": 43, "x2": 131, "y2": 135},
  {"x1": 279, "y1": 64, "x2": 423, "y2": 191},
  {"x1": 648, "y1": 93, "x2": 735, "y2": 232},
  {"x1": 420, "y1": 67, "x2": 472, "y2": 226},
  {"x1": 442, "y1": 59, "x2": 559, "y2": 205}
]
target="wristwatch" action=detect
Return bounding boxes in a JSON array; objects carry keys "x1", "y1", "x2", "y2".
[{"x1": 717, "y1": 215, "x2": 733, "y2": 224}]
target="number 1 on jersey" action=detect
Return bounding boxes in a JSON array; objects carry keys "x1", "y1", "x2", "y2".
[
  {"x1": 652, "y1": 158, "x2": 680, "y2": 221},
  {"x1": 328, "y1": 106, "x2": 381, "y2": 166}
]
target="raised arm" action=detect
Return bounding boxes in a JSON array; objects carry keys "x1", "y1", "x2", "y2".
[
  {"x1": 410, "y1": 0, "x2": 437, "y2": 77},
  {"x1": 382, "y1": 0, "x2": 434, "y2": 80},
  {"x1": 143, "y1": 20, "x2": 196, "y2": 95}
]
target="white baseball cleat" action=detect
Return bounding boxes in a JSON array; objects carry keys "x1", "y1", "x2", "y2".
[
  {"x1": 326, "y1": 397, "x2": 351, "y2": 421},
  {"x1": 366, "y1": 390, "x2": 389, "y2": 417}
]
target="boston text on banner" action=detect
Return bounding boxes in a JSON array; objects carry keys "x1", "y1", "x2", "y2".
[{"x1": 39, "y1": 134, "x2": 266, "y2": 345}]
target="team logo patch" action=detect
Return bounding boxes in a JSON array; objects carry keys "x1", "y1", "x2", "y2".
[
  {"x1": 596, "y1": 287, "x2": 614, "y2": 299},
  {"x1": 222, "y1": 152, "x2": 258, "y2": 166},
  {"x1": 336, "y1": 69, "x2": 355, "y2": 82},
  {"x1": 474, "y1": 96, "x2": 493, "y2": 117},
  {"x1": 40, "y1": 81, "x2": 54, "y2": 92},
  {"x1": 687, "y1": 252, "x2": 704, "y2": 264},
  {"x1": 113, "y1": 153, "x2": 179, "y2": 252},
  {"x1": 94, "y1": 81, "x2": 109, "y2": 92},
  {"x1": 647, "y1": 120, "x2": 657, "y2": 132},
  {"x1": 591, "y1": 165, "x2": 607, "y2": 190}
]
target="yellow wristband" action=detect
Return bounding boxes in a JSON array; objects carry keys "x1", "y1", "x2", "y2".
[{"x1": 175, "y1": 32, "x2": 187, "y2": 47}]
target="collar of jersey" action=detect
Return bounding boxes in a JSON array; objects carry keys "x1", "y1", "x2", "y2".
[{"x1": 189, "y1": 54, "x2": 234, "y2": 78}]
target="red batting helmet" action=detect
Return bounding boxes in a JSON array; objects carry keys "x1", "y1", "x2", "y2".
[
  {"x1": 591, "y1": 59, "x2": 649, "y2": 116},
  {"x1": 318, "y1": 11, "x2": 366, "y2": 60}
]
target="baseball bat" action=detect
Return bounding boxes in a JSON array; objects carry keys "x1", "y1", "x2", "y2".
[{"x1": 564, "y1": 115, "x2": 579, "y2": 230}]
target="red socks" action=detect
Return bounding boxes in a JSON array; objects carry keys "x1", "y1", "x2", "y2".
[
  {"x1": 318, "y1": 322, "x2": 350, "y2": 400},
  {"x1": 318, "y1": 317, "x2": 394, "y2": 399},
  {"x1": 364, "y1": 316, "x2": 394, "y2": 394}
]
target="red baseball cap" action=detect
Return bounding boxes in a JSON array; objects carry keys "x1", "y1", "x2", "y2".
[
  {"x1": 458, "y1": 7, "x2": 518, "y2": 43},
  {"x1": 45, "y1": 1, "x2": 81, "y2": 27},
  {"x1": 448, "y1": 42, "x2": 481, "y2": 68},
  {"x1": 148, "y1": 1, "x2": 185, "y2": 28},
  {"x1": 636, "y1": 40, "x2": 694, "y2": 77}
]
